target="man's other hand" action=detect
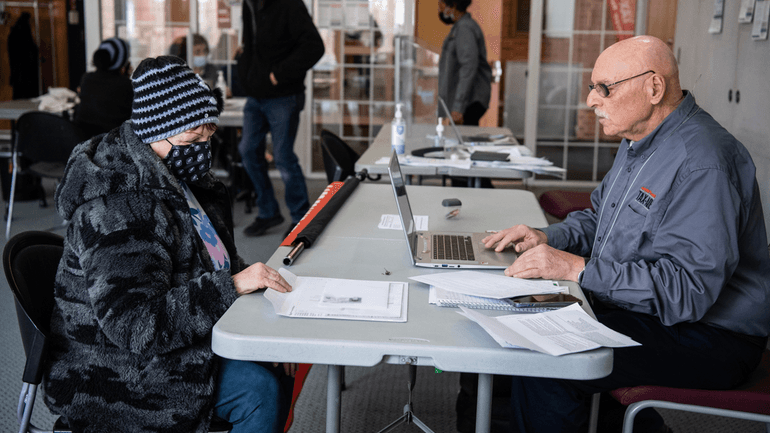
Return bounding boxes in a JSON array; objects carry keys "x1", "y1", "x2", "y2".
[{"x1": 505, "y1": 244, "x2": 584, "y2": 281}]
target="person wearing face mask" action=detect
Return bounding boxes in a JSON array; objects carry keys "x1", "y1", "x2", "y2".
[
  {"x1": 437, "y1": 0, "x2": 494, "y2": 190},
  {"x1": 44, "y1": 56, "x2": 296, "y2": 433},
  {"x1": 437, "y1": 0, "x2": 491, "y2": 127},
  {"x1": 237, "y1": 0, "x2": 324, "y2": 238},
  {"x1": 173, "y1": 33, "x2": 220, "y2": 89}
]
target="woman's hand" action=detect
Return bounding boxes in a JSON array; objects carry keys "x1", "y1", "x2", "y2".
[
  {"x1": 274, "y1": 362, "x2": 299, "y2": 377},
  {"x1": 232, "y1": 263, "x2": 291, "y2": 295}
]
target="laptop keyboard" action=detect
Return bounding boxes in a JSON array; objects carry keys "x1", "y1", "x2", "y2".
[{"x1": 433, "y1": 234, "x2": 475, "y2": 261}]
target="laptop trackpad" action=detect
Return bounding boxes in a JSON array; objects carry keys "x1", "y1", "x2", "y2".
[{"x1": 472, "y1": 232, "x2": 517, "y2": 267}]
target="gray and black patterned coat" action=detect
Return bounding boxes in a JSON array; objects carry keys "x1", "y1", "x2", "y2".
[{"x1": 43, "y1": 121, "x2": 247, "y2": 432}]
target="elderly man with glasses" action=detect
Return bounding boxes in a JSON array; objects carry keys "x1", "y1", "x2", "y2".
[{"x1": 483, "y1": 35, "x2": 770, "y2": 432}]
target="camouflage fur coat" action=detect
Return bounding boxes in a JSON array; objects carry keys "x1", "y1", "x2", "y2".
[{"x1": 44, "y1": 121, "x2": 246, "y2": 432}]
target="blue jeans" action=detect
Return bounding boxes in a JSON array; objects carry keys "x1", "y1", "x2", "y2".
[
  {"x1": 239, "y1": 94, "x2": 310, "y2": 224},
  {"x1": 214, "y1": 358, "x2": 294, "y2": 433},
  {"x1": 508, "y1": 306, "x2": 765, "y2": 432}
]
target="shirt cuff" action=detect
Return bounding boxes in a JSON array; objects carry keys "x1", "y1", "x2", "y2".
[{"x1": 577, "y1": 257, "x2": 589, "y2": 285}]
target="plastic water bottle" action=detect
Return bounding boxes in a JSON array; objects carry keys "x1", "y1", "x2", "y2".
[
  {"x1": 216, "y1": 70, "x2": 228, "y2": 99},
  {"x1": 434, "y1": 117, "x2": 445, "y2": 148},
  {"x1": 391, "y1": 103, "x2": 406, "y2": 155}
]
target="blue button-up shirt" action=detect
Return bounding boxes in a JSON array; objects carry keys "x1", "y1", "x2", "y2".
[{"x1": 542, "y1": 92, "x2": 770, "y2": 337}]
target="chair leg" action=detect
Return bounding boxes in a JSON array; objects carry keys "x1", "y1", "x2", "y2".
[
  {"x1": 587, "y1": 393, "x2": 601, "y2": 433},
  {"x1": 17, "y1": 382, "x2": 37, "y2": 433}
]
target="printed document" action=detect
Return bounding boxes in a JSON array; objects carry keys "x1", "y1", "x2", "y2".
[
  {"x1": 379, "y1": 214, "x2": 429, "y2": 231},
  {"x1": 460, "y1": 304, "x2": 640, "y2": 356},
  {"x1": 264, "y1": 269, "x2": 408, "y2": 322},
  {"x1": 409, "y1": 271, "x2": 561, "y2": 299}
]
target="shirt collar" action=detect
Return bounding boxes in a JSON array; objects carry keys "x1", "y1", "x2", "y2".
[{"x1": 623, "y1": 90, "x2": 696, "y2": 155}]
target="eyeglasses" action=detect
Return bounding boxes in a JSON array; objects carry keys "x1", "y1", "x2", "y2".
[{"x1": 588, "y1": 70, "x2": 655, "y2": 98}]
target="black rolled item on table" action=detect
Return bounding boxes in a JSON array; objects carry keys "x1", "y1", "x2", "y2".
[{"x1": 283, "y1": 175, "x2": 361, "y2": 266}]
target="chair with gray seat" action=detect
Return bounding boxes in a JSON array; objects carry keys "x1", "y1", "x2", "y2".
[
  {"x1": 5, "y1": 112, "x2": 90, "y2": 239},
  {"x1": 3, "y1": 230, "x2": 233, "y2": 433},
  {"x1": 588, "y1": 244, "x2": 770, "y2": 433}
]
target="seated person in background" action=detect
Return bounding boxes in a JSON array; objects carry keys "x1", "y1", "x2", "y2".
[
  {"x1": 172, "y1": 33, "x2": 220, "y2": 89},
  {"x1": 482, "y1": 35, "x2": 770, "y2": 432},
  {"x1": 74, "y1": 37, "x2": 133, "y2": 138},
  {"x1": 44, "y1": 55, "x2": 296, "y2": 433}
]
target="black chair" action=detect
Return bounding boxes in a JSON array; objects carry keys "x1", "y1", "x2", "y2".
[
  {"x1": 319, "y1": 129, "x2": 360, "y2": 183},
  {"x1": 3, "y1": 230, "x2": 232, "y2": 433},
  {"x1": 319, "y1": 130, "x2": 381, "y2": 184},
  {"x1": 3, "y1": 231, "x2": 69, "y2": 433},
  {"x1": 5, "y1": 112, "x2": 89, "y2": 239}
]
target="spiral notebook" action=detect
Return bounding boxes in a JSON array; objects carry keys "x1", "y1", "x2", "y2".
[{"x1": 428, "y1": 286, "x2": 559, "y2": 313}]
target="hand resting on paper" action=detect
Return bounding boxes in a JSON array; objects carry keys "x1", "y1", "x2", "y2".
[
  {"x1": 233, "y1": 262, "x2": 292, "y2": 295},
  {"x1": 483, "y1": 224, "x2": 583, "y2": 281}
]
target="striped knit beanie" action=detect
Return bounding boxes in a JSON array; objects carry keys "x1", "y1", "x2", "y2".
[
  {"x1": 130, "y1": 55, "x2": 224, "y2": 144},
  {"x1": 98, "y1": 37, "x2": 130, "y2": 71}
]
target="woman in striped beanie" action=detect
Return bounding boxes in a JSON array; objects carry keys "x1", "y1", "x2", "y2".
[{"x1": 45, "y1": 55, "x2": 295, "y2": 433}]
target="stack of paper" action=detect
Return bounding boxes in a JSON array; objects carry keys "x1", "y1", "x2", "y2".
[
  {"x1": 460, "y1": 304, "x2": 641, "y2": 356},
  {"x1": 409, "y1": 271, "x2": 564, "y2": 300},
  {"x1": 264, "y1": 269, "x2": 408, "y2": 322}
]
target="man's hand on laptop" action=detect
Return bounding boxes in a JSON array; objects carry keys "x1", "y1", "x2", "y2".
[{"x1": 483, "y1": 224, "x2": 548, "y2": 253}]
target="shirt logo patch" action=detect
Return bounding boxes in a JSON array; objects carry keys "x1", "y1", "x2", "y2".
[{"x1": 635, "y1": 187, "x2": 655, "y2": 210}]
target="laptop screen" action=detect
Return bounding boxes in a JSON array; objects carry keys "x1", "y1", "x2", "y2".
[
  {"x1": 438, "y1": 96, "x2": 464, "y2": 146},
  {"x1": 387, "y1": 152, "x2": 418, "y2": 259}
]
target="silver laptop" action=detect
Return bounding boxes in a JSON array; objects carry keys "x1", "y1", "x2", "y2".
[{"x1": 387, "y1": 151, "x2": 517, "y2": 269}]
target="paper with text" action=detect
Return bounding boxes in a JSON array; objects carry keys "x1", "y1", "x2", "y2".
[
  {"x1": 264, "y1": 269, "x2": 408, "y2": 322},
  {"x1": 460, "y1": 304, "x2": 640, "y2": 356},
  {"x1": 410, "y1": 271, "x2": 561, "y2": 299},
  {"x1": 379, "y1": 214, "x2": 429, "y2": 231}
]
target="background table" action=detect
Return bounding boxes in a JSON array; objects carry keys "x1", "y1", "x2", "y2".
[
  {"x1": 355, "y1": 123, "x2": 533, "y2": 184},
  {"x1": 0, "y1": 99, "x2": 40, "y2": 121},
  {"x1": 212, "y1": 183, "x2": 613, "y2": 433},
  {"x1": 218, "y1": 97, "x2": 246, "y2": 127}
]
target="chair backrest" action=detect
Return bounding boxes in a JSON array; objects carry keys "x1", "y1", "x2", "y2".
[
  {"x1": 3, "y1": 231, "x2": 64, "y2": 385},
  {"x1": 319, "y1": 129, "x2": 360, "y2": 183},
  {"x1": 15, "y1": 112, "x2": 89, "y2": 164}
]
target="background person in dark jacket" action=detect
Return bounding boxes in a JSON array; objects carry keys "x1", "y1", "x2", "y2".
[
  {"x1": 44, "y1": 56, "x2": 295, "y2": 433},
  {"x1": 74, "y1": 37, "x2": 134, "y2": 138},
  {"x1": 237, "y1": 0, "x2": 324, "y2": 237},
  {"x1": 438, "y1": 0, "x2": 491, "y2": 126}
]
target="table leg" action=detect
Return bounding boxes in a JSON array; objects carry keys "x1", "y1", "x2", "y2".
[
  {"x1": 475, "y1": 373, "x2": 493, "y2": 433},
  {"x1": 326, "y1": 365, "x2": 342, "y2": 433}
]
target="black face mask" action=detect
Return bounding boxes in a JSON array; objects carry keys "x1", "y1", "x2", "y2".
[
  {"x1": 164, "y1": 139, "x2": 212, "y2": 183},
  {"x1": 438, "y1": 11, "x2": 455, "y2": 25}
]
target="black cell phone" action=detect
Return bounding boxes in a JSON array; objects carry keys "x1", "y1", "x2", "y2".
[{"x1": 511, "y1": 293, "x2": 583, "y2": 308}]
